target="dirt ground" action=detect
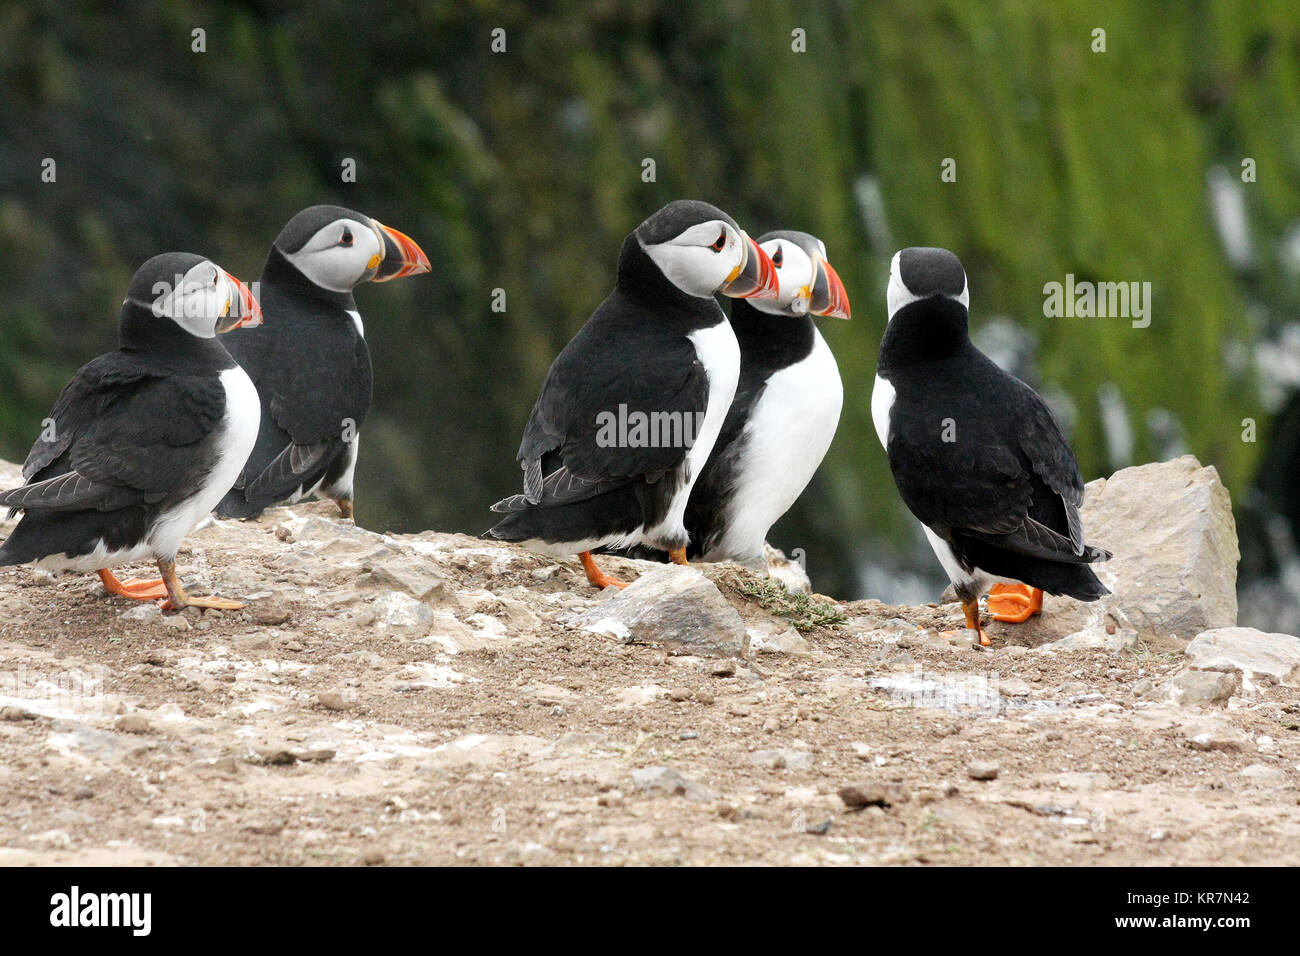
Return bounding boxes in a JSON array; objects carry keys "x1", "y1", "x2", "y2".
[{"x1": 1, "y1": 500, "x2": 1297, "y2": 866}]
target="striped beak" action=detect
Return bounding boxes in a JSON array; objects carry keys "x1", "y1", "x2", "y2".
[
  {"x1": 810, "y1": 257, "x2": 850, "y2": 319},
  {"x1": 216, "y1": 272, "x2": 263, "y2": 333},
  {"x1": 372, "y1": 222, "x2": 431, "y2": 282},
  {"x1": 719, "y1": 232, "x2": 779, "y2": 300}
]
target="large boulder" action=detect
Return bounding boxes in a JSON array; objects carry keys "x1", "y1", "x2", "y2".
[
  {"x1": 1185, "y1": 627, "x2": 1300, "y2": 685},
  {"x1": 1002, "y1": 456, "x2": 1239, "y2": 643}
]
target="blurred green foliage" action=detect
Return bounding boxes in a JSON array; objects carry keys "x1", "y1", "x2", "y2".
[{"x1": 1, "y1": 0, "x2": 1297, "y2": 598}]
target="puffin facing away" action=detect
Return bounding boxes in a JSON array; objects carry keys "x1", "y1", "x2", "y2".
[
  {"x1": 216, "y1": 205, "x2": 430, "y2": 521},
  {"x1": 0, "y1": 253, "x2": 263, "y2": 609},
  {"x1": 681, "y1": 230, "x2": 850, "y2": 566},
  {"x1": 488, "y1": 200, "x2": 779, "y2": 588},
  {"x1": 872, "y1": 247, "x2": 1110, "y2": 645}
]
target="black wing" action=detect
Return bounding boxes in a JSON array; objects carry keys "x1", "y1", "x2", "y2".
[
  {"x1": 0, "y1": 353, "x2": 226, "y2": 513},
  {"x1": 505, "y1": 290, "x2": 710, "y2": 509},
  {"x1": 225, "y1": 310, "x2": 372, "y2": 502},
  {"x1": 887, "y1": 352, "x2": 1087, "y2": 562}
]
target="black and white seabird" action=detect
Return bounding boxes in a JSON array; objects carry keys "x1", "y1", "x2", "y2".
[
  {"x1": 488, "y1": 200, "x2": 779, "y2": 588},
  {"x1": 215, "y1": 205, "x2": 430, "y2": 521},
  {"x1": 0, "y1": 253, "x2": 263, "y2": 609},
  {"x1": 680, "y1": 230, "x2": 850, "y2": 566},
  {"x1": 872, "y1": 247, "x2": 1110, "y2": 645}
]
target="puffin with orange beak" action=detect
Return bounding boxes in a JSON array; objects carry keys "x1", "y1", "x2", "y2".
[
  {"x1": 216, "y1": 205, "x2": 430, "y2": 520},
  {"x1": 0, "y1": 252, "x2": 263, "y2": 610},
  {"x1": 673, "y1": 230, "x2": 851, "y2": 567},
  {"x1": 489, "y1": 200, "x2": 779, "y2": 589}
]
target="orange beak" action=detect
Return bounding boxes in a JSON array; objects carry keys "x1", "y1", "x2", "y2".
[
  {"x1": 372, "y1": 222, "x2": 431, "y2": 282},
  {"x1": 719, "y1": 233, "x2": 780, "y2": 300},
  {"x1": 810, "y1": 258, "x2": 850, "y2": 319},
  {"x1": 217, "y1": 271, "x2": 263, "y2": 332}
]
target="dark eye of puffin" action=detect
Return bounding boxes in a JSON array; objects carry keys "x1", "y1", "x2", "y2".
[
  {"x1": 772, "y1": 245, "x2": 784, "y2": 268},
  {"x1": 340, "y1": 227, "x2": 354, "y2": 247},
  {"x1": 710, "y1": 229, "x2": 727, "y2": 253}
]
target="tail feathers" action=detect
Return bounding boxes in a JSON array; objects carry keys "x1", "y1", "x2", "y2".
[
  {"x1": 1034, "y1": 561, "x2": 1110, "y2": 602},
  {"x1": 214, "y1": 489, "x2": 267, "y2": 521}
]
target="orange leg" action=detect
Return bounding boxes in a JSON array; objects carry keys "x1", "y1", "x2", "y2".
[
  {"x1": 98, "y1": 569, "x2": 168, "y2": 601},
  {"x1": 963, "y1": 598, "x2": 991, "y2": 647},
  {"x1": 578, "y1": 551, "x2": 629, "y2": 590},
  {"x1": 987, "y1": 583, "x2": 1043, "y2": 623},
  {"x1": 331, "y1": 497, "x2": 354, "y2": 520},
  {"x1": 156, "y1": 557, "x2": 246, "y2": 611},
  {"x1": 668, "y1": 547, "x2": 689, "y2": 566}
]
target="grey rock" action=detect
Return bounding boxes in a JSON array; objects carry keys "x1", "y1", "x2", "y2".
[
  {"x1": 749, "y1": 748, "x2": 815, "y2": 771},
  {"x1": 1162, "y1": 668, "x2": 1238, "y2": 706},
  {"x1": 362, "y1": 558, "x2": 451, "y2": 603},
  {"x1": 253, "y1": 602, "x2": 291, "y2": 626},
  {"x1": 372, "y1": 591, "x2": 434, "y2": 631},
  {"x1": 1185, "y1": 627, "x2": 1300, "y2": 685},
  {"x1": 317, "y1": 691, "x2": 357, "y2": 711},
  {"x1": 967, "y1": 761, "x2": 1000, "y2": 781},
  {"x1": 995, "y1": 677, "x2": 1032, "y2": 697},
  {"x1": 1040, "y1": 626, "x2": 1140, "y2": 653},
  {"x1": 248, "y1": 746, "x2": 298, "y2": 766},
  {"x1": 631, "y1": 766, "x2": 712, "y2": 800},
  {"x1": 1238, "y1": 763, "x2": 1288, "y2": 788},
  {"x1": 574, "y1": 566, "x2": 745, "y2": 657},
  {"x1": 121, "y1": 603, "x2": 162, "y2": 623},
  {"x1": 838, "y1": 781, "x2": 911, "y2": 808},
  {"x1": 1187, "y1": 727, "x2": 1256, "y2": 753},
  {"x1": 747, "y1": 621, "x2": 812, "y2": 656},
  {"x1": 114, "y1": 714, "x2": 153, "y2": 735}
]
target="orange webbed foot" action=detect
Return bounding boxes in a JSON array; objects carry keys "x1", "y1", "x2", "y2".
[
  {"x1": 987, "y1": 584, "x2": 1043, "y2": 623},
  {"x1": 98, "y1": 570, "x2": 169, "y2": 601},
  {"x1": 579, "y1": 551, "x2": 629, "y2": 590}
]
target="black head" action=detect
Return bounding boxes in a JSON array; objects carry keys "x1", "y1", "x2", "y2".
[
  {"x1": 888, "y1": 247, "x2": 968, "y2": 318},
  {"x1": 120, "y1": 252, "x2": 261, "y2": 347},
  {"x1": 628, "y1": 199, "x2": 778, "y2": 301},
  {"x1": 271, "y1": 204, "x2": 430, "y2": 293}
]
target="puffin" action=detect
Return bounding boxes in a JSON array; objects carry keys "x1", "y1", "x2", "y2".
[
  {"x1": 215, "y1": 204, "x2": 430, "y2": 521},
  {"x1": 871, "y1": 247, "x2": 1110, "y2": 645},
  {"x1": 488, "y1": 200, "x2": 779, "y2": 588},
  {"x1": 0, "y1": 253, "x2": 263, "y2": 610},
  {"x1": 679, "y1": 230, "x2": 850, "y2": 566}
]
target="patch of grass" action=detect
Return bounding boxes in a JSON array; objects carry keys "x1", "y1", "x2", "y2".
[{"x1": 736, "y1": 579, "x2": 846, "y2": 632}]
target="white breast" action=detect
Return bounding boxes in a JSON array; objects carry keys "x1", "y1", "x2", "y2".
[
  {"x1": 149, "y1": 366, "x2": 260, "y2": 558},
  {"x1": 641, "y1": 318, "x2": 740, "y2": 547},
  {"x1": 347, "y1": 310, "x2": 365, "y2": 337},
  {"x1": 706, "y1": 330, "x2": 842, "y2": 564},
  {"x1": 871, "y1": 373, "x2": 896, "y2": 448}
]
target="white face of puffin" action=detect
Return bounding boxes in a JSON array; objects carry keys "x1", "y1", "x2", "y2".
[
  {"x1": 152, "y1": 260, "x2": 262, "y2": 338},
  {"x1": 643, "y1": 220, "x2": 751, "y2": 298},
  {"x1": 886, "y1": 249, "x2": 969, "y2": 321},
  {"x1": 282, "y1": 217, "x2": 386, "y2": 294},
  {"x1": 750, "y1": 239, "x2": 817, "y2": 315}
]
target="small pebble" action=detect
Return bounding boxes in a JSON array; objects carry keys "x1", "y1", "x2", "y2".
[{"x1": 967, "y1": 761, "x2": 1000, "y2": 781}]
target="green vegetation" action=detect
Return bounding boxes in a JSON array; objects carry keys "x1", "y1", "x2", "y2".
[
  {"x1": 1, "y1": 1, "x2": 1297, "y2": 598},
  {"x1": 737, "y1": 578, "x2": 847, "y2": 631}
]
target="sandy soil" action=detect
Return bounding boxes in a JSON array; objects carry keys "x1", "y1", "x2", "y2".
[{"x1": 1, "y1": 500, "x2": 1297, "y2": 866}]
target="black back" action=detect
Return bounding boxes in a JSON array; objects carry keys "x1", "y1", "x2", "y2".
[
  {"x1": 0, "y1": 283, "x2": 233, "y2": 566},
  {"x1": 879, "y1": 294, "x2": 1108, "y2": 598},
  {"x1": 217, "y1": 245, "x2": 372, "y2": 517},
  {"x1": 489, "y1": 217, "x2": 728, "y2": 547}
]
